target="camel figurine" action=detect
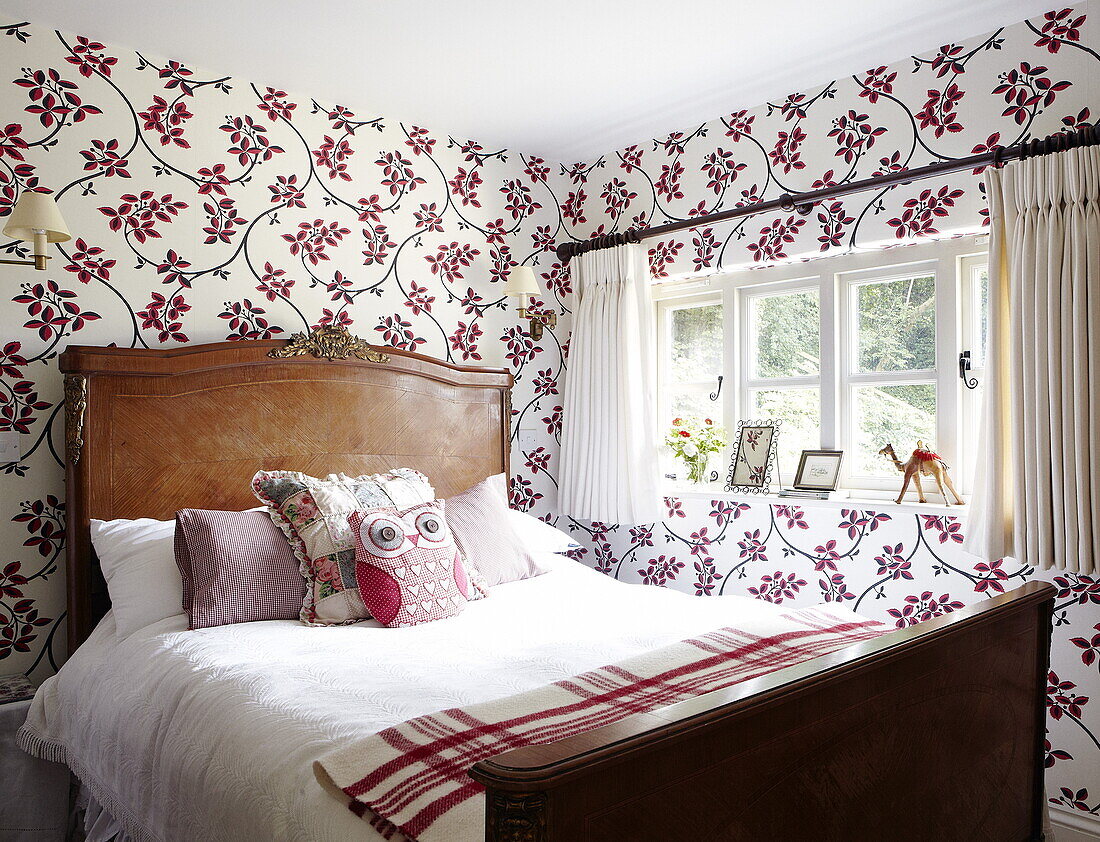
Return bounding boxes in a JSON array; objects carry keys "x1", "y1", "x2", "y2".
[{"x1": 877, "y1": 441, "x2": 964, "y2": 506}]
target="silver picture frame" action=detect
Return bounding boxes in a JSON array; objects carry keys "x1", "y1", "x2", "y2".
[{"x1": 725, "y1": 419, "x2": 781, "y2": 494}]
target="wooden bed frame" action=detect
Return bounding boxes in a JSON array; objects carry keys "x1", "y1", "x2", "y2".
[{"x1": 60, "y1": 327, "x2": 1055, "y2": 842}]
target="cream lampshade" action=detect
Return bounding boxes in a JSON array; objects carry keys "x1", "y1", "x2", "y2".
[
  {"x1": 503, "y1": 265, "x2": 540, "y2": 310},
  {"x1": 2, "y1": 192, "x2": 71, "y2": 271},
  {"x1": 503, "y1": 266, "x2": 555, "y2": 340}
]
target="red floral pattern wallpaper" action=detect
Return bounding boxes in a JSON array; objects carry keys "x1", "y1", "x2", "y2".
[
  {"x1": 558, "y1": 7, "x2": 1098, "y2": 279},
  {"x1": 0, "y1": 3, "x2": 1098, "y2": 832},
  {"x1": 0, "y1": 21, "x2": 568, "y2": 675},
  {"x1": 544, "y1": 5, "x2": 1100, "y2": 828}
]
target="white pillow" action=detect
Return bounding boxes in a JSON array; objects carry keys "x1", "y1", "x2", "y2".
[
  {"x1": 505, "y1": 508, "x2": 580, "y2": 555},
  {"x1": 91, "y1": 517, "x2": 182, "y2": 639}
]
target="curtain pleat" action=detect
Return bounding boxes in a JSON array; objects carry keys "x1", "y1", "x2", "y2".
[
  {"x1": 558, "y1": 244, "x2": 660, "y2": 525},
  {"x1": 965, "y1": 146, "x2": 1100, "y2": 574}
]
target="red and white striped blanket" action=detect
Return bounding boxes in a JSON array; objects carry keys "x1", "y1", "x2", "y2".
[{"x1": 314, "y1": 606, "x2": 886, "y2": 841}]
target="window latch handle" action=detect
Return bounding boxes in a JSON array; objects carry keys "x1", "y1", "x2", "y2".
[
  {"x1": 709, "y1": 375, "x2": 724, "y2": 401},
  {"x1": 958, "y1": 351, "x2": 978, "y2": 390}
]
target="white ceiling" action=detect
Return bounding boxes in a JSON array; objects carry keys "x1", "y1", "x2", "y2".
[{"x1": 0, "y1": 0, "x2": 1056, "y2": 162}]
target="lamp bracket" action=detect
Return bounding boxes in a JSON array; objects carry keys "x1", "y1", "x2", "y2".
[
  {"x1": 0, "y1": 255, "x2": 51, "y2": 269},
  {"x1": 519, "y1": 308, "x2": 557, "y2": 341}
]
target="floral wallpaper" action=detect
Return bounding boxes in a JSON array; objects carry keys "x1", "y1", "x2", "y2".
[
  {"x1": 0, "y1": 19, "x2": 570, "y2": 676},
  {"x1": 558, "y1": 6, "x2": 1098, "y2": 279},
  {"x1": 1, "y1": 1, "x2": 1099, "y2": 834},
  {"x1": 539, "y1": 3, "x2": 1100, "y2": 830}
]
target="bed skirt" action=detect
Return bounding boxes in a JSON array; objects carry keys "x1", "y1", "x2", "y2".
[{"x1": 18, "y1": 725, "x2": 152, "y2": 842}]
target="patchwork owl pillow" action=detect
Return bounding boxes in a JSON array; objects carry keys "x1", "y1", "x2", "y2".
[
  {"x1": 252, "y1": 468, "x2": 435, "y2": 626},
  {"x1": 349, "y1": 502, "x2": 472, "y2": 628}
]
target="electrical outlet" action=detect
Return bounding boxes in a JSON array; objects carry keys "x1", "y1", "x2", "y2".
[
  {"x1": 518, "y1": 429, "x2": 539, "y2": 451},
  {"x1": 0, "y1": 431, "x2": 20, "y2": 463}
]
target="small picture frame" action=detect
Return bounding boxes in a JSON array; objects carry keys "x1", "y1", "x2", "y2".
[
  {"x1": 793, "y1": 449, "x2": 844, "y2": 491},
  {"x1": 726, "y1": 420, "x2": 779, "y2": 493}
]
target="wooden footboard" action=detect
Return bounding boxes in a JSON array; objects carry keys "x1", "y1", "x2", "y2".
[{"x1": 471, "y1": 581, "x2": 1055, "y2": 842}]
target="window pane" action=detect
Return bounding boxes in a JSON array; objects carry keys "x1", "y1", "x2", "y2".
[
  {"x1": 667, "y1": 388, "x2": 720, "y2": 425},
  {"x1": 751, "y1": 388, "x2": 820, "y2": 483},
  {"x1": 852, "y1": 383, "x2": 937, "y2": 477},
  {"x1": 855, "y1": 275, "x2": 936, "y2": 372},
  {"x1": 670, "y1": 304, "x2": 722, "y2": 382},
  {"x1": 753, "y1": 290, "x2": 819, "y2": 378},
  {"x1": 972, "y1": 264, "x2": 989, "y2": 367},
  {"x1": 663, "y1": 389, "x2": 724, "y2": 483}
]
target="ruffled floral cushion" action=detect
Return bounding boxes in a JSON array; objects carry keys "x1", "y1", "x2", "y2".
[{"x1": 252, "y1": 469, "x2": 435, "y2": 625}]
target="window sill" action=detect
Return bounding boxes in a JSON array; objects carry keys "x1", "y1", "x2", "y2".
[{"x1": 663, "y1": 483, "x2": 970, "y2": 518}]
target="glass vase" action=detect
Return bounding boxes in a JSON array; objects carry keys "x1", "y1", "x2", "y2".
[{"x1": 685, "y1": 455, "x2": 710, "y2": 484}]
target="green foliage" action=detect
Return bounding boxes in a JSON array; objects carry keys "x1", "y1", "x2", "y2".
[
  {"x1": 753, "y1": 290, "x2": 819, "y2": 377},
  {"x1": 856, "y1": 275, "x2": 936, "y2": 372},
  {"x1": 670, "y1": 303, "x2": 721, "y2": 382},
  {"x1": 752, "y1": 388, "x2": 820, "y2": 480},
  {"x1": 854, "y1": 383, "x2": 936, "y2": 476}
]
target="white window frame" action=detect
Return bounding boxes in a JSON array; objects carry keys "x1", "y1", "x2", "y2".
[
  {"x1": 653, "y1": 234, "x2": 989, "y2": 498},
  {"x1": 958, "y1": 249, "x2": 990, "y2": 491},
  {"x1": 654, "y1": 287, "x2": 727, "y2": 479},
  {"x1": 738, "y1": 277, "x2": 823, "y2": 488},
  {"x1": 837, "y1": 258, "x2": 948, "y2": 491}
]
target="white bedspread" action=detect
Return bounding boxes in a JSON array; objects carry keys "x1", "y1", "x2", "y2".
[{"x1": 20, "y1": 556, "x2": 869, "y2": 842}]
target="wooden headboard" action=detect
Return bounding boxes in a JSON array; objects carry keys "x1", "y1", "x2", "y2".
[{"x1": 59, "y1": 327, "x2": 513, "y2": 653}]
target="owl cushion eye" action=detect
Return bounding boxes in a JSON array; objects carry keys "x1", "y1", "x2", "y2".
[
  {"x1": 414, "y1": 510, "x2": 449, "y2": 545},
  {"x1": 361, "y1": 513, "x2": 410, "y2": 559}
]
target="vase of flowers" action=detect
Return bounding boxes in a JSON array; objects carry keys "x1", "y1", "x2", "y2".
[{"x1": 665, "y1": 417, "x2": 726, "y2": 484}]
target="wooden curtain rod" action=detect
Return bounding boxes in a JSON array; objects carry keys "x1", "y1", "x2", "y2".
[{"x1": 555, "y1": 123, "x2": 1100, "y2": 263}]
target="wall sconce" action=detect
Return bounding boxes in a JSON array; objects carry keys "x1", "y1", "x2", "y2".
[
  {"x1": 503, "y1": 266, "x2": 556, "y2": 341},
  {"x1": 2, "y1": 192, "x2": 71, "y2": 270}
]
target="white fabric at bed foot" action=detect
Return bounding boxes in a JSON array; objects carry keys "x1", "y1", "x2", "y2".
[
  {"x1": 0, "y1": 697, "x2": 67, "y2": 842},
  {"x1": 75, "y1": 783, "x2": 133, "y2": 842}
]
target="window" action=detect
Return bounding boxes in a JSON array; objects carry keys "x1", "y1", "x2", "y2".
[
  {"x1": 659, "y1": 296, "x2": 723, "y2": 422},
  {"x1": 655, "y1": 236, "x2": 989, "y2": 496},
  {"x1": 959, "y1": 254, "x2": 990, "y2": 489},
  {"x1": 842, "y1": 266, "x2": 939, "y2": 484},
  {"x1": 740, "y1": 283, "x2": 821, "y2": 483},
  {"x1": 656, "y1": 292, "x2": 724, "y2": 478}
]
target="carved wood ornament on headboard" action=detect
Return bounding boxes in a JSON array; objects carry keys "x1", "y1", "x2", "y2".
[{"x1": 59, "y1": 326, "x2": 513, "y2": 654}]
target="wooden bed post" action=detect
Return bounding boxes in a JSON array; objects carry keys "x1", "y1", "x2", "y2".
[
  {"x1": 485, "y1": 791, "x2": 549, "y2": 842},
  {"x1": 473, "y1": 581, "x2": 1055, "y2": 842}
]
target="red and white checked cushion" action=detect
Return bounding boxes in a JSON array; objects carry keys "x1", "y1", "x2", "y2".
[
  {"x1": 174, "y1": 509, "x2": 304, "y2": 630},
  {"x1": 349, "y1": 502, "x2": 470, "y2": 628}
]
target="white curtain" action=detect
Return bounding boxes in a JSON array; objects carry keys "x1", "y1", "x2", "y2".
[
  {"x1": 559, "y1": 243, "x2": 661, "y2": 525},
  {"x1": 965, "y1": 145, "x2": 1100, "y2": 574}
]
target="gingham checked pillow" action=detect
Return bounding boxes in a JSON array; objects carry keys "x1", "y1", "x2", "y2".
[
  {"x1": 174, "y1": 508, "x2": 304, "y2": 630},
  {"x1": 349, "y1": 502, "x2": 470, "y2": 627},
  {"x1": 445, "y1": 474, "x2": 552, "y2": 586},
  {"x1": 252, "y1": 468, "x2": 435, "y2": 625}
]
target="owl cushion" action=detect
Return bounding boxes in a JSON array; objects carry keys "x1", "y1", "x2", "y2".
[
  {"x1": 349, "y1": 502, "x2": 471, "y2": 627},
  {"x1": 251, "y1": 468, "x2": 435, "y2": 625}
]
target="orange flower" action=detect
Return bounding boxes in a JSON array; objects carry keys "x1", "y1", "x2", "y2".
[
  {"x1": 679, "y1": 430, "x2": 691, "y2": 437},
  {"x1": 672, "y1": 417, "x2": 682, "y2": 426},
  {"x1": 704, "y1": 418, "x2": 713, "y2": 425}
]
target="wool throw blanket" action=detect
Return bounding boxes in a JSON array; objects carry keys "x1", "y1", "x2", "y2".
[{"x1": 315, "y1": 606, "x2": 886, "y2": 841}]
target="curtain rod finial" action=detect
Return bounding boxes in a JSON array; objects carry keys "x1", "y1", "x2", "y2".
[{"x1": 555, "y1": 242, "x2": 575, "y2": 263}]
